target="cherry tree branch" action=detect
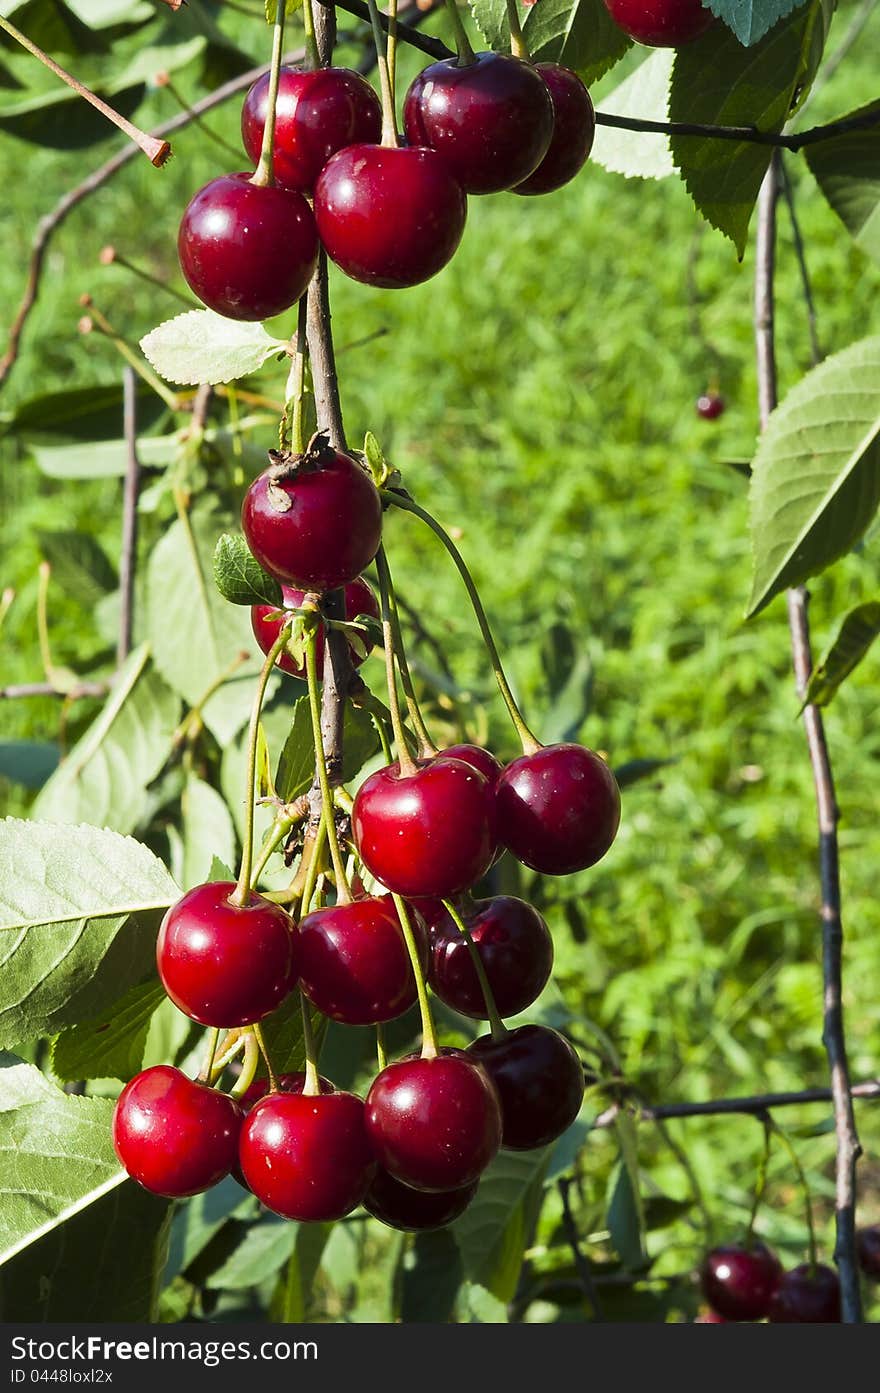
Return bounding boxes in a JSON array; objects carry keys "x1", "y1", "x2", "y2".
[{"x1": 593, "y1": 1079, "x2": 880, "y2": 1127}]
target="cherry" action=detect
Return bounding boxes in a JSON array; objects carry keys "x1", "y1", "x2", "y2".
[
  {"x1": 177, "y1": 173, "x2": 317, "y2": 322},
  {"x1": 112, "y1": 1065, "x2": 242, "y2": 1198},
  {"x1": 496, "y1": 743, "x2": 621, "y2": 875},
  {"x1": 352, "y1": 756, "x2": 497, "y2": 897},
  {"x1": 514, "y1": 65, "x2": 595, "y2": 196},
  {"x1": 423, "y1": 894, "x2": 553, "y2": 1019},
  {"x1": 156, "y1": 881, "x2": 296, "y2": 1027},
  {"x1": 438, "y1": 743, "x2": 503, "y2": 786},
  {"x1": 313, "y1": 144, "x2": 467, "y2": 289},
  {"x1": 857, "y1": 1225, "x2": 880, "y2": 1279},
  {"x1": 603, "y1": 0, "x2": 713, "y2": 46},
  {"x1": 364, "y1": 1168, "x2": 477, "y2": 1231},
  {"x1": 241, "y1": 443, "x2": 382, "y2": 592},
  {"x1": 365, "y1": 1049, "x2": 502, "y2": 1191},
  {"x1": 241, "y1": 66, "x2": 381, "y2": 192},
  {"x1": 251, "y1": 576, "x2": 379, "y2": 678},
  {"x1": 298, "y1": 895, "x2": 427, "y2": 1025},
  {"x1": 767, "y1": 1263, "x2": 841, "y2": 1323},
  {"x1": 239, "y1": 1090, "x2": 375, "y2": 1221},
  {"x1": 403, "y1": 53, "x2": 553, "y2": 195},
  {"x1": 696, "y1": 392, "x2": 725, "y2": 420},
  {"x1": 700, "y1": 1242, "x2": 782, "y2": 1321},
  {"x1": 468, "y1": 1024, "x2": 584, "y2": 1150}
]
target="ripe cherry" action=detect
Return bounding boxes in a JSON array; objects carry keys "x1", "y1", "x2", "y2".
[
  {"x1": 298, "y1": 895, "x2": 427, "y2": 1025},
  {"x1": 603, "y1": 0, "x2": 713, "y2": 46},
  {"x1": 857, "y1": 1225, "x2": 880, "y2": 1279},
  {"x1": 239, "y1": 1090, "x2": 375, "y2": 1221},
  {"x1": 423, "y1": 894, "x2": 553, "y2": 1019},
  {"x1": 767, "y1": 1263, "x2": 841, "y2": 1323},
  {"x1": 438, "y1": 743, "x2": 502, "y2": 786},
  {"x1": 314, "y1": 144, "x2": 467, "y2": 289},
  {"x1": 365, "y1": 1050, "x2": 502, "y2": 1191},
  {"x1": 402, "y1": 53, "x2": 553, "y2": 194},
  {"x1": 177, "y1": 173, "x2": 317, "y2": 321},
  {"x1": 241, "y1": 66, "x2": 381, "y2": 192},
  {"x1": 696, "y1": 392, "x2": 725, "y2": 420},
  {"x1": 156, "y1": 881, "x2": 296, "y2": 1027},
  {"x1": 251, "y1": 576, "x2": 379, "y2": 678},
  {"x1": 468, "y1": 1024, "x2": 584, "y2": 1150},
  {"x1": 241, "y1": 442, "x2": 382, "y2": 592},
  {"x1": 112, "y1": 1065, "x2": 242, "y2": 1198},
  {"x1": 514, "y1": 65, "x2": 595, "y2": 196},
  {"x1": 496, "y1": 743, "x2": 621, "y2": 875},
  {"x1": 352, "y1": 756, "x2": 497, "y2": 897},
  {"x1": 364, "y1": 1169, "x2": 478, "y2": 1231},
  {"x1": 700, "y1": 1242, "x2": 782, "y2": 1321}
]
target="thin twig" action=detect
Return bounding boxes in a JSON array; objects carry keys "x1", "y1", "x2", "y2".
[
  {"x1": 558, "y1": 1178, "x2": 605, "y2": 1321},
  {"x1": 117, "y1": 367, "x2": 141, "y2": 665},
  {"x1": 0, "y1": 681, "x2": 107, "y2": 700},
  {"x1": 779, "y1": 158, "x2": 822, "y2": 368},
  {"x1": 592, "y1": 1079, "x2": 880, "y2": 1127}
]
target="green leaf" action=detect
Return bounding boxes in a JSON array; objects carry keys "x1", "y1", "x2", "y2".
[
  {"x1": 803, "y1": 601, "x2": 880, "y2": 707},
  {"x1": 32, "y1": 434, "x2": 180, "y2": 479},
  {"x1": 37, "y1": 529, "x2": 117, "y2": 607},
  {"x1": 468, "y1": 0, "x2": 510, "y2": 51},
  {"x1": 179, "y1": 774, "x2": 237, "y2": 892},
  {"x1": 265, "y1": 0, "x2": 304, "y2": 19},
  {"x1": 747, "y1": 335, "x2": 880, "y2": 615},
  {"x1": 607, "y1": 1113, "x2": 647, "y2": 1270},
  {"x1": 259, "y1": 996, "x2": 327, "y2": 1075},
  {"x1": 7, "y1": 381, "x2": 165, "y2": 444},
  {"x1": 804, "y1": 103, "x2": 880, "y2": 266},
  {"x1": 459, "y1": 1282, "x2": 509, "y2": 1322},
  {"x1": 51, "y1": 978, "x2": 166, "y2": 1083},
  {"x1": 33, "y1": 644, "x2": 180, "y2": 833},
  {"x1": 222, "y1": 696, "x2": 300, "y2": 844},
  {"x1": 452, "y1": 1147, "x2": 550, "y2": 1301},
  {"x1": 213, "y1": 533, "x2": 284, "y2": 607},
  {"x1": 669, "y1": 0, "x2": 830, "y2": 253},
  {"x1": 400, "y1": 1228, "x2": 463, "y2": 1323},
  {"x1": 164, "y1": 1177, "x2": 252, "y2": 1283},
  {"x1": 522, "y1": 0, "x2": 632, "y2": 82},
  {"x1": 0, "y1": 819, "x2": 179, "y2": 1046},
  {"x1": 275, "y1": 698, "x2": 314, "y2": 802},
  {"x1": 613, "y1": 756, "x2": 676, "y2": 788},
  {"x1": 545, "y1": 1114, "x2": 593, "y2": 1182},
  {"x1": 140, "y1": 311, "x2": 286, "y2": 387},
  {"x1": 205, "y1": 1217, "x2": 302, "y2": 1290},
  {"x1": 0, "y1": 741, "x2": 59, "y2": 790},
  {"x1": 591, "y1": 49, "x2": 676, "y2": 181},
  {"x1": 270, "y1": 1222, "x2": 331, "y2": 1320},
  {"x1": 705, "y1": 0, "x2": 812, "y2": 45}
]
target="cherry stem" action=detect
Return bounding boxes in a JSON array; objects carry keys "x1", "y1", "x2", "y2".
[
  {"x1": 770, "y1": 1118, "x2": 818, "y2": 1270},
  {"x1": 380, "y1": 491, "x2": 541, "y2": 754},
  {"x1": 387, "y1": 0, "x2": 399, "y2": 111},
  {"x1": 251, "y1": 813, "x2": 296, "y2": 887},
  {"x1": 302, "y1": 0, "x2": 321, "y2": 70},
  {"x1": 99, "y1": 248, "x2": 197, "y2": 310},
  {"x1": 379, "y1": 546, "x2": 437, "y2": 757},
  {"x1": 375, "y1": 547, "x2": 419, "y2": 776},
  {"x1": 441, "y1": 898, "x2": 507, "y2": 1041},
  {"x1": 365, "y1": 0, "x2": 399, "y2": 145},
  {"x1": 0, "y1": 15, "x2": 171, "y2": 165},
  {"x1": 372, "y1": 711, "x2": 393, "y2": 762},
  {"x1": 505, "y1": 0, "x2": 529, "y2": 59},
  {"x1": 444, "y1": 0, "x2": 475, "y2": 64},
  {"x1": 376, "y1": 1021, "x2": 388, "y2": 1070},
  {"x1": 744, "y1": 1113, "x2": 773, "y2": 1247},
  {"x1": 391, "y1": 891, "x2": 439, "y2": 1058},
  {"x1": 299, "y1": 990, "x2": 323, "y2": 1095},
  {"x1": 79, "y1": 302, "x2": 179, "y2": 410},
  {"x1": 252, "y1": 1, "x2": 287, "y2": 186},
  {"x1": 285, "y1": 296, "x2": 309, "y2": 454},
  {"x1": 230, "y1": 1030, "x2": 261, "y2": 1098},
  {"x1": 230, "y1": 625, "x2": 291, "y2": 907},
  {"x1": 210, "y1": 1031, "x2": 247, "y2": 1082},
  {"x1": 198, "y1": 1027, "x2": 221, "y2": 1084},
  {"x1": 305, "y1": 621, "x2": 352, "y2": 901},
  {"x1": 252, "y1": 1021, "x2": 279, "y2": 1093}
]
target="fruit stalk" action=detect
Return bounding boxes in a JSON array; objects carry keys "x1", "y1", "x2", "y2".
[
  {"x1": 375, "y1": 546, "x2": 418, "y2": 775},
  {"x1": 252, "y1": 1, "x2": 287, "y2": 187},
  {"x1": 443, "y1": 0, "x2": 475, "y2": 65},
  {"x1": 230, "y1": 625, "x2": 293, "y2": 907},
  {"x1": 441, "y1": 898, "x2": 507, "y2": 1040},
  {"x1": 505, "y1": 0, "x2": 529, "y2": 60},
  {"x1": 305, "y1": 620, "x2": 353, "y2": 899},
  {"x1": 376, "y1": 545, "x2": 437, "y2": 756},
  {"x1": 364, "y1": 0, "x2": 399, "y2": 145},
  {"x1": 390, "y1": 891, "x2": 439, "y2": 1058}
]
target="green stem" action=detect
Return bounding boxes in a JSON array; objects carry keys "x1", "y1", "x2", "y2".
[
  {"x1": 253, "y1": 1022, "x2": 279, "y2": 1093},
  {"x1": 745, "y1": 1114, "x2": 773, "y2": 1246},
  {"x1": 302, "y1": 0, "x2": 321, "y2": 69},
  {"x1": 299, "y1": 990, "x2": 323, "y2": 1095},
  {"x1": 376, "y1": 1021, "x2": 388, "y2": 1070},
  {"x1": 251, "y1": 815, "x2": 296, "y2": 886},
  {"x1": 380, "y1": 491, "x2": 541, "y2": 754},
  {"x1": 198, "y1": 1027, "x2": 221, "y2": 1084},
  {"x1": 364, "y1": 0, "x2": 398, "y2": 145},
  {"x1": 305, "y1": 623, "x2": 352, "y2": 900},
  {"x1": 300, "y1": 818, "x2": 329, "y2": 916},
  {"x1": 230, "y1": 626, "x2": 291, "y2": 907},
  {"x1": 771, "y1": 1119, "x2": 818, "y2": 1269},
  {"x1": 441, "y1": 897, "x2": 507, "y2": 1040},
  {"x1": 387, "y1": 0, "x2": 399, "y2": 109},
  {"x1": 230, "y1": 1031, "x2": 261, "y2": 1098},
  {"x1": 82, "y1": 304, "x2": 179, "y2": 410},
  {"x1": 210, "y1": 1032, "x2": 247, "y2": 1083},
  {"x1": 379, "y1": 545, "x2": 437, "y2": 756},
  {"x1": 391, "y1": 891, "x2": 438, "y2": 1058},
  {"x1": 252, "y1": 1, "x2": 286, "y2": 186},
  {"x1": 444, "y1": 0, "x2": 475, "y2": 64},
  {"x1": 375, "y1": 547, "x2": 419, "y2": 775},
  {"x1": 373, "y1": 711, "x2": 393, "y2": 762},
  {"x1": 506, "y1": 0, "x2": 528, "y2": 59},
  {"x1": 285, "y1": 296, "x2": 309, "y2": 454}
]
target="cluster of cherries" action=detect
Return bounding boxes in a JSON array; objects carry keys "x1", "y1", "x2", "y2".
[
  {"x1": 698, "y1": 1228, "x2": 880, "y2": 1323},
  {"x1": 112, "y1": 435, "x2": 621, "y2": 1232}
]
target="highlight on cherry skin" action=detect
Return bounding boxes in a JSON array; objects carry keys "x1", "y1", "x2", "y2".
[
  {"x1": 700, "y1": 1241, "x2": 782, "y2": 1322},
  {"x1": 251, "y1": 576, "x2": 379, "y2": 678},
  {"x1": 112, "y1": 1065, "x2": 243, "y2": 1198}
]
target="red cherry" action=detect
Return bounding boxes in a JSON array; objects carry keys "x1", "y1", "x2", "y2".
[
  {"x1": 424, "y1": 894, "x2": 553, "y2": 1020},
  {"x1": 251, "y1": 577, "x2": 379, "y2": 678},
  {"x1": 767, "y1": 1264, "x2": 841, "y2": 1323},
  {"x1": 314, "y1": 144, "x2": 467, "y2": 289},
  {"x1": 241, "y1": 66, "x2": 381, "y2": 192},
  {"x1": 365, "y1": 1050, "x2": 502, "y2": 1191},
  {"x1": 700, "y1": 1242, "x2": 782, "y2": 1321},
  {"x1": 236, "y1": 1071, "x2": 334, "y2": 1111},
  {"x1": 696, "y1": 392, "x2": 725, "y2": 420},
  {"x1": 241, "y1": 447, "x2": 382, "y2": 591},
  {"x1": 156, "y1": 881, "x2": 296, "y2": 1027},
  {"x1": 468, "y1": 1024, "x2": 584, "y2": 1150},
  {"x1": 603, "y1": 0, "x2": 712, "y2": 46},
  {"x1": 437, "y1": 743, "x2": 503, "y2": 785},
  {"x1": 857, "y1": 1225, "x2": 880, "y2": 1279},
  {"x1": 364, "y1": 1168, "x2": 477, "y2": 1231},
  {"x1": 514, "y1": 65, "x2": 595, "y2": 196},
  {"x1": 298, "y1": 895, "x2": 427, "y2": 1025},
  {"x1": 496, "y1": 743, "x2": 621, "y2": 875},
  {"x1": 112, "y1": 1065, "x2": 242, "y2": 1198},
  {"x1": 402, "y1": 52, "x2": 553, "y2": 194},
  {"x1": 177, "y1": 173, "x2": 317, "y2": 321},
  {"x1": 352, "y1": 757, "x2": 497, "y2": 898},
  {"x1": 239, "y1": 1090, "x2": 375, "y2": 1221}
]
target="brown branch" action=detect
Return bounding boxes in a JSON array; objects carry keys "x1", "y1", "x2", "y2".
[
  {"x1": 557, "y1": 1178, "x2": 605, "y2": 1321},
  {"x1": 593, "y1": 1079, "x2": 880, "y2": 1127},
  {"x1": 753, "y1": 154, "x2": 862, "y2": 1324},
  {"x1": 117, "y1": 366, "x2": 141, "y2": 665}
]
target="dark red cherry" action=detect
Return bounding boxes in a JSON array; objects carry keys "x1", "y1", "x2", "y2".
[
  {"x1": 365, "y1": 1049, "x2": 502, "y2": 1191},
  {"x1": 112, "y1": 1065, "x2": 243, "y2": 1198},
  {"x1": 514, "y1": 64, "x2": 595, "y2": 196},
  {"x1": 241, "y1": 65, "x2": 381, "y2": 192},
  {"x1": 177, "y1": 173, "x2": 317, "y2": 321},
  {"x1": 352, "y1": 757, "x2": 497, "y2": 897},
  {"x1": 603, "y1": 0, "x2": 712, "y2": 46},
  {"x1": 251, "y1": 576, "x2": 379, "y2": 678},
  {"x1": 857, "y1": 1225, "x2": 880, "y2": 1279},
  {"x1": 424, "y1": 895, "x2": 553, "y2": 1020},
  {"x1": 496, "y1": 743, "x2": 621, "y2": 875},
  {"x1": 767, "y1": 1263, "x2": 841, "y2": 1323},
  {"x1": 314, "y1": 144, "x2": 467, "y2": 289},
  {"x1": 403, "y1": 52, "x2": 553, "y2": 194},
  {"x1": 298, "y1": 895, "x2": 427, "y2": 1025},
  {"x1": 468, "y1": 1024, "x2": 584, "y2": 1150},
  {"x1": 241, "y1": 445, "x2": 382, "y2": 591},
  {"x1": 156, "y1": 881, "x2": 296, "y2": 1027},
  {"x1": 364, "y1": 1168, "x2": 477, "y2": 1231},
  {"x1": 696, "y1": 392, "x2": 725, "y2": 420},
  {"x1": 700, "y1": 1242, "x2": 782, "y2": 1321},
  {"x1": 438, "y1": 743, "x2": 503, "y2": 786},
  {"x1": 239, "y1": 1090, "x2": 375, "y2": 1221},
  {"x1": 236, "y1": 1071, "x2": 334, "y2": 1111}
]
